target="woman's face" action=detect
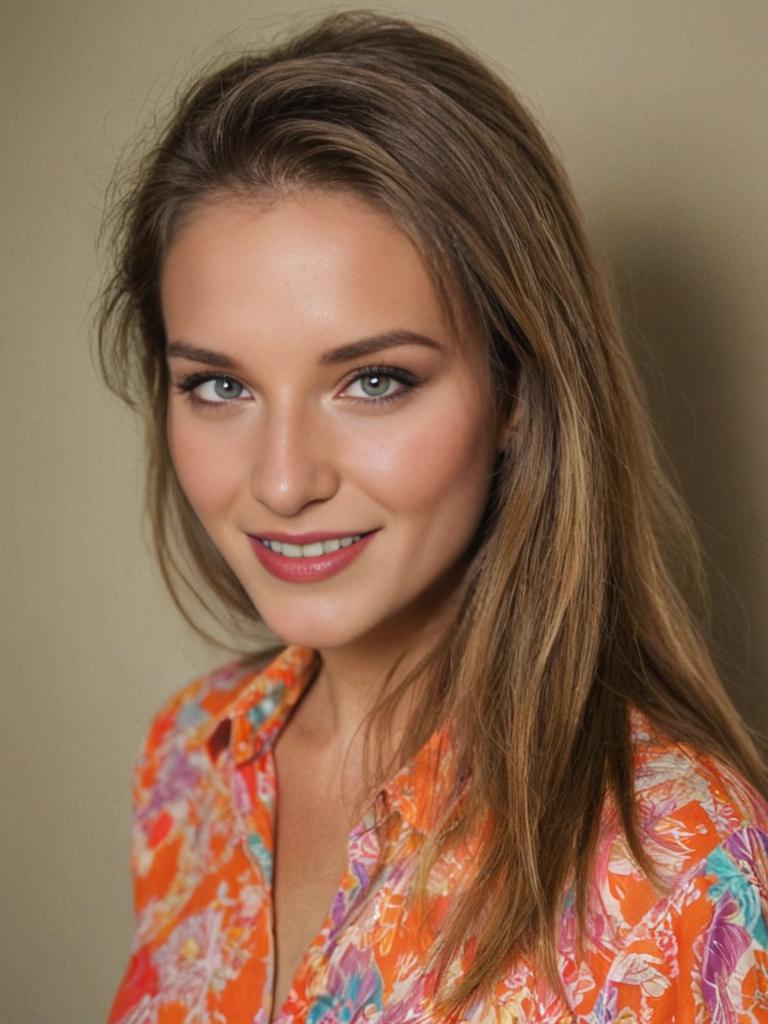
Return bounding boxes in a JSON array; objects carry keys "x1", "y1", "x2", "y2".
[{"x1": 162, "y1": 190, "x2": 507, "y2": 650}]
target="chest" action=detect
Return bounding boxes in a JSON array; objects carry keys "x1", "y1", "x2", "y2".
[
  {"x1": 112, "y1": 743, "x2": 575, "y2": 1024},
  {"x1": 269, "y1": 744, "x2": 362, "y2": 1016}
]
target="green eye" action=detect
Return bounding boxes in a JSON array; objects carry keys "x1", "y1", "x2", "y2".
[
  {"x1": 359, "y1": 374, "x2": 393, "y2": 397},
  {"x1": 210, "y1": 378, "x2": 244, "y2": 400},
  {"x1": 175, "y1": 373, "x2": 252, "y2": 406},
  {"x1": 344, "y1": 366, "x2": 421, "y2": 406}
]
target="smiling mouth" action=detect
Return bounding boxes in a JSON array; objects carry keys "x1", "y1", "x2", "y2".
[
  {"x1": 253, "y1": 532, "x2": 376, "y2": 559},
  {"x1": 248, "y1": 529, "x2": 378, "y2": 582}
]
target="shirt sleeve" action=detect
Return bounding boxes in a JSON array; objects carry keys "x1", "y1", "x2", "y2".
[{"x1": 589, "y1": 825, "x2": 768, "y2": 1022}]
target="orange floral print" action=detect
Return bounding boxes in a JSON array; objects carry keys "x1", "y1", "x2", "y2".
[{"x1": 109, "y1": 645, "x2": 768, "y2": 1023}]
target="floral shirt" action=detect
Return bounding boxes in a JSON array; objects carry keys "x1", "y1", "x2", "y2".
[{"x1": 109, "y1": 644, "x2": 768, "y2": 1023}]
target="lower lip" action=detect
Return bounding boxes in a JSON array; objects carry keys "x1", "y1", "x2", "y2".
[{"x1": 248, "y1": 531, "x2": 379, "y2": 583}]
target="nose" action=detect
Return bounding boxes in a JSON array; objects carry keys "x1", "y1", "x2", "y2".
[{"x1": 249, "y1": 399, "x2": 340, "y2": 517}]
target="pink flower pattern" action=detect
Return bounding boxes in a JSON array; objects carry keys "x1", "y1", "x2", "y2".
[{"x1": 109, "y1": 645, "x2": 768, "y2": 1022}]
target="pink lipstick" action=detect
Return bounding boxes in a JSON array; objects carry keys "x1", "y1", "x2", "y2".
[{"x1": 248, "y1": 530, "x2": 378, "y2": 583}]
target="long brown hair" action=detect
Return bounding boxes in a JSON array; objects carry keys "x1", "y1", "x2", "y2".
[{"x1": 96, "y1": 9, "x2": 767, "y2": 1016}]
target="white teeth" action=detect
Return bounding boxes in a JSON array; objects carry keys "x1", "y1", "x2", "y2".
[
  {"x1": 302, "y1": 542, "x2": 325, "y2": 557},
  {"x1": 263, "y1": 534, "x2": 364, "y2": 558}
]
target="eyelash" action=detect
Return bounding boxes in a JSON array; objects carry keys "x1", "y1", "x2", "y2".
[{"x1": 172, "y1": 365, "x2": 422, "y2": 410}]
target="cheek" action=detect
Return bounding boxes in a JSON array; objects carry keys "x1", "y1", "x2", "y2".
[
  {"x1": 361, "y1": 395, "x2": 494, "y2": 531},
  {"x1": 166, "y1": 410, "x2": 242, "y2": 522}
]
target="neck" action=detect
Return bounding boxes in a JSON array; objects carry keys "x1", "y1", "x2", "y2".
[{"x1": 294, "y1": 571, "x2": 464, "y2": 758}]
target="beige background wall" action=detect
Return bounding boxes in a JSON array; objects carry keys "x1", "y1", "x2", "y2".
[{"x1": 2, "y1": 2, "x2": 766, "y2": 1021}]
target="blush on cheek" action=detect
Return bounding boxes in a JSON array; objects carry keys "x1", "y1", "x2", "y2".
[
  {"x1": 379, "y1": 405, "x2": 492, "y2": 511},
  {"x1": 360, "y1": 401, "x2": 494, "y2": 591},
  {"x1": 410, "y1": 457, "x2": 493, "y2": 586},
  {"x1": 166, "y1": 418, "x2": 237, "y2": 519}
]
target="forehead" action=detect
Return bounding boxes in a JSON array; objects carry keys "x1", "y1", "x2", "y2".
[{"x1": 160, "y1": 190, "x2": 484, "y2": 368}]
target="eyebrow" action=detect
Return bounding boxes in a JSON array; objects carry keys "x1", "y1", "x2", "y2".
[{"x1": 165, "y1": 330, "x2": 446, "y2": 369}]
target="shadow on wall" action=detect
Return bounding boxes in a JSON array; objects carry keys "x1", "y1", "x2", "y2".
[{"x1": 604, "y1": 225, "x2": 767, "y2": 752}]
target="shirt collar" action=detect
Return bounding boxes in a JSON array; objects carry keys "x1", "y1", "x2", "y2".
[
  {"x1": 205, "y1": 644, "x2": 320, "y2": 766},
  {"x1": 375, "y1": 722, "x2": 462, "y2": 836},
  {"x1": 204, "y1": 643, "x2": 462, "y2": 836}
]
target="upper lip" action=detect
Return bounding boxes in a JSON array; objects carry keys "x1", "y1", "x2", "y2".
[{"x1": 250, "y1": 529, "x2": 377, "y2": 544}]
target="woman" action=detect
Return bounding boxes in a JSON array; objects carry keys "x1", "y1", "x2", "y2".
[{"x1": 98, "y1": 10, "x2": 768, "y2": 1023}]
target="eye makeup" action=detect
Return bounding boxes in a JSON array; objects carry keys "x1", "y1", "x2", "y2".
[{"x1": 171, "y1": 364, "x2": 424, "y2": 410}]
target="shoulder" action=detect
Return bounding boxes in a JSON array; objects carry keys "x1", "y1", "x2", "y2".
[
  {"x1": 125, "y1": 647, "x2": 285, "y2": 914},
  {"x1": 625, "y1": 708, "x2": 768, "y2": 893},
  {"x1": 559, "y1": 709, "x2": 768, "y2": 1019},
  {"x1": 128, "y1": 645, "x2": 290, "y2": 849},
  {"x1": 587, "y1": 710, "x2": 767, "y2": 884},
  {"x1": 132, "y1": 643, "x2": 288, "y2": 770},
  {"x1": 588, "y1": 708, "x2": 768, "y2": 933},
  {"x1": 132, "y1": 646, "x2": 284, "y2": 785}
]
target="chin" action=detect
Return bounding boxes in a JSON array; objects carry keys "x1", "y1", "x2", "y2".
[{"x1": 250, "y1": 601, "x2": 378, "y2": 651}]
